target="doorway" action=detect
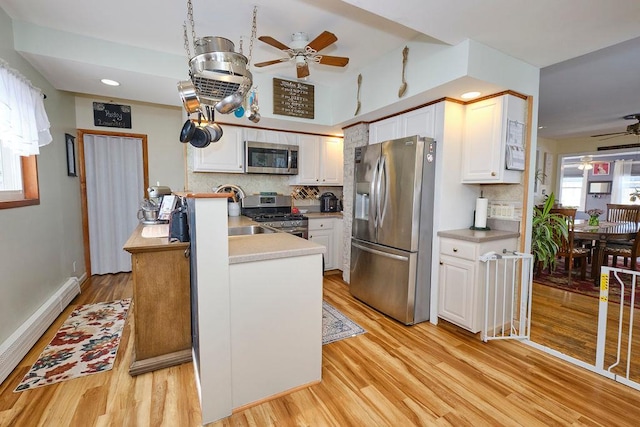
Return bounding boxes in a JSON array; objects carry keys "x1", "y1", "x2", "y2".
[{"x1": 77, "y1": 129, "x2": 149, "y2": 276}]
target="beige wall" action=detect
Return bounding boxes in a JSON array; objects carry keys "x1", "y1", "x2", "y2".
[
  {"x1": 74, "y1": 95, "x2": 186, "y2": 192},
  {"x1": 0, "y1": 7, "x2": 83, "y2": 343}
]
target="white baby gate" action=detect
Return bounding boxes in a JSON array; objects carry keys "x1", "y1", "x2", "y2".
[
  {"x1": 478, "y1": 251, "x2": 534, "y2": 342},
  {"x1": 595, "y1": 266, "x2": 640, "y2": 391}
]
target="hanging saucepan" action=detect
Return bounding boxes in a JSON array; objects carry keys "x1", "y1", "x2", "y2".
[
  {"x1": 204, "y1": 105, "x2": 223, "y2": 143},
  {"x1": 215, "y1": 92, "x2": 244, "y2": 114},
  {"x1": 179, "y1": 119, "x2": 196, "y2": 143},
  {"x1": 190, "y1": 127, "x2": 211, "y2": 148},
  {"x1": 177, "y1": 80, "x2": 200, "y2": 114}
]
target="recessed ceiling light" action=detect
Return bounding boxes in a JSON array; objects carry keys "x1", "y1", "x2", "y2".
[
  {"x1": 101, "y1": 79, "x2": 120, "y2": 86},
  {"x1": 461, "y1": 91, "x2": 481, "y2": 99}
]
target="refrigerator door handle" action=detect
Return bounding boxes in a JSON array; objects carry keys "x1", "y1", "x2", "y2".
[
  {"x1": 352, "y1": 242, "x2": 409, "y2": 262},
  {"x1": 371, "y1": 156, "x2": 380, "y2": 227},
  {"x1": 378, "y1": 155, "x2": 389, "y2": 227},
  {"x1": 375, "y1": 156, "x2": 384, "y2": 227}
]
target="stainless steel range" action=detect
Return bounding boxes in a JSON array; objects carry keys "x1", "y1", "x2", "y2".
[{"x1": 241, "y1": 194, "x2": 308, "y2": 239}]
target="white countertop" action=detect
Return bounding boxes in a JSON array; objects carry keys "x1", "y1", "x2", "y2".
[
  {"x1": 437, "y1": 228, "x2": 520, "y2": 243},
  {"x1": 227, "y1": 215, "x2": 325, "y2": 264}
]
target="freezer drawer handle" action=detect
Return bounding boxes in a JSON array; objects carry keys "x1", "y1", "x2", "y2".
[{"x1": 352, "y1": 242, "x2": 409, "y2": 262}]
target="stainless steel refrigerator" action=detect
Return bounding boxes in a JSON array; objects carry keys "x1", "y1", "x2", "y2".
[{"x1": 351, "y1": 135, "x2": 436, "y2": 325}]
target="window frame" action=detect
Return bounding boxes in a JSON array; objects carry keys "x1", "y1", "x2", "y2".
[{"x1": 0, "y1": 155, "x2": 40, "y2": 209}]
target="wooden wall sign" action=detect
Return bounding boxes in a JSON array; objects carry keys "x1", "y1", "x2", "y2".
[
  {"x1": 93, "y1": 102, "x2": 132, "y2": 128},
  {"x1": 273, "y1": 78, "x2": 314, "y2": 119}
]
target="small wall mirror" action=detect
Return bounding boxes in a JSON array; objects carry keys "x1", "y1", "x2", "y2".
[{"x1": 587, "y1": 181, "x2": 612, "y2": 194}]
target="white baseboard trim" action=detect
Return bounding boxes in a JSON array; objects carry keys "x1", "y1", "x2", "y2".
[{"x1": 0, "y1": 277, "x2": 81, "y2": 384}]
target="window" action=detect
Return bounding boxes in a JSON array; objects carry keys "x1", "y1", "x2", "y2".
[
  {"x1": 560, "y1": 176, "x2": 584, "y2": 209},
  {"x1": 0, "y1": 153, "x2": 39, "y2": 208}
]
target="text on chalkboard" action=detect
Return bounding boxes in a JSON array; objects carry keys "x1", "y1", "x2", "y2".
[
  {"x1": 93, "y1": 102, "x2": 132, "y2": 128},
  {"x1": 272, "y1": 78, "x2": 314, "y2": 119}
]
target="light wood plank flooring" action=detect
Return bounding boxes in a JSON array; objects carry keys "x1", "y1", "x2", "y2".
[
  {"x1": 531, "y1": 280, "x2": 640, "y2": 382},
  {"x1": 2, "y1": 272, "x2": 640, "y2": 426}
]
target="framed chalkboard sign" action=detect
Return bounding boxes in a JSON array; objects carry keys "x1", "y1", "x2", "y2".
[
  {"x1": 273, "y1": 78, "x2": 314, "y2": 119},
  {"x1": 93, "y1": 102, "x2": 132, "y2": 128}
]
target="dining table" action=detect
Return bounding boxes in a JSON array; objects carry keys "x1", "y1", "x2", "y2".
[{"x1": 573, "y1": 220, "x2": 639, "y2": 284}]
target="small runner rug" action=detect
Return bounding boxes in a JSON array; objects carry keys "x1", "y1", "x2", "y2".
[
  {"x1": 322, "y1": 301, "x2": 366, "y2": 345},
  {"x1": 14, "y1": 299, "x2": 131, "y2": 392}
]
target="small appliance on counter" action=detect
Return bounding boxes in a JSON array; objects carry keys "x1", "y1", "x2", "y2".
[
  {"x1": 147, "y1": 185, "x2": 172, "y2": 205},
  {"x1": 137, "y1": 199, "x2": 165, "y2": 225},
  {"x1": 320, "y1": 192, "x2": 339, "y2": 212}
]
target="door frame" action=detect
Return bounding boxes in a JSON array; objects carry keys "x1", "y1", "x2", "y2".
[{"x1": 77, "y1": 129, "x2": 149, "y2": 277}]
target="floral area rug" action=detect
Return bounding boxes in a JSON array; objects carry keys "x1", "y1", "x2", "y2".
[
  {"x1": 14, "y1": 299, "x2": 131, "y2": 392},
  {"x1": 322, "y1": 301, "x2": 366, "y2": 345},
  {"x1": 535, "y1": 261, "x2": 640, "y2": 308}
]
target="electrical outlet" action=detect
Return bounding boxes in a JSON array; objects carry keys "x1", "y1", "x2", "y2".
[{"x1": 73, "y1": 261, "x2": 76, "y2": 272}]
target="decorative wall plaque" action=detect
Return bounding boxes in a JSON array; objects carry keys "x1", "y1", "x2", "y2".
[
  {"x1": 93, "y1": 102, "x2": 132, "y2": 128},
  {"x1": 272, "y1": 78, "x2": 314, "y2": 119}
]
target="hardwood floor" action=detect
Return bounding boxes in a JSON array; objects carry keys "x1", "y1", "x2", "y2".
[
  {"x1": 2, "y1": 272, "x2": 640, "y2": 426},
  {"x1": 530, "y1": 280, "x2": 640, "y2": 382}
]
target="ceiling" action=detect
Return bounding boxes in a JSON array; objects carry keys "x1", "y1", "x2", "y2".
[{"x1": 2, "y1": 0, "x2": 640, "y2": 139}]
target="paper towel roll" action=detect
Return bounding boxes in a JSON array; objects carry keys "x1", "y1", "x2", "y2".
[{"x1": 474, "y1": 198, "x2": 488, "y2": 229}]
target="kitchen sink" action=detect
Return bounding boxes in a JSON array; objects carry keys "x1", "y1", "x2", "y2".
[{"x1": 228, "y1": 225, "x2": 278, "y2": 236}]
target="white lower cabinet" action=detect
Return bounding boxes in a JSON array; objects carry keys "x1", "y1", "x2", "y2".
[
  {"x1": 193, "y1": 125, "x2": 244, "y2": 173},
  {"x1": 309, "y1": 217, "x2": 343, "y2": 271},
  {"x1": 438, "y1": 235, "x2": 518, "y2": 333}
]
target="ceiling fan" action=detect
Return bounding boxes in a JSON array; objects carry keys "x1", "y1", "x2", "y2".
[
  {"x1": 254, "y1": 31, "x2": 349, "y2": 79},
  {"x1": 591, "y1": 114, "x2": 640, "y2": 140}
]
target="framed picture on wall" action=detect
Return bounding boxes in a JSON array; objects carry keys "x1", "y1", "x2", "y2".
[
  {"x1": 65, "y1": 133, "x2": 77, "y2": 177},
  {"x1": 593, "y1": 162, "x2": 610, "y2": 176}
]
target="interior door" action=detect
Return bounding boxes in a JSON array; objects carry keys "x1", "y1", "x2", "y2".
[{"x1": 79, "y1": 130, "x2": 147, "y2": 275}]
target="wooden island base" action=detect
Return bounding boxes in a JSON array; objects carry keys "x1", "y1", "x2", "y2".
[{"x1": 129, "y1": 348, "x2": 192, "y2": 376}]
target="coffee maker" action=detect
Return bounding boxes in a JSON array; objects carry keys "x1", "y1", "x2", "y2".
[{"x1": 320, "y1": 192, "x2": 339, "y2": 212}]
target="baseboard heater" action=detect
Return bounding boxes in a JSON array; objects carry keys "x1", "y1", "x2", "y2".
[{"x1": 0, "y1": 276, "x2": 82, "y2": 384}]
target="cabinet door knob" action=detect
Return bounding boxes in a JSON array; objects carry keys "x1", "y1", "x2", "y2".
[
  {"x1": 453, "y1": 248, "x2": 458, "y2": 252},
  {"x1": 491, "y1": 171, "x2": 496, "y2": 176},
  {"x1": 439, "y1": 261, "x2": 443, "y2": 265},
  {"x1": 184, "y1": 248, "x2": 190, "y2": 258}
]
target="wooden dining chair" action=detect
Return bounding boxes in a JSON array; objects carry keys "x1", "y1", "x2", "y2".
[
  {"x1": 550, "y1": 208, "x2": 591, "y2": 281},
  {"x1": 605, "y1": 204, "x2": 640, "y2": 266},
  {"x1": 603, "y1": 228, "x2": 640, "y2": 271},
  {"x1": 606, "y1": 204, "x2": 640, "y2": 223}
]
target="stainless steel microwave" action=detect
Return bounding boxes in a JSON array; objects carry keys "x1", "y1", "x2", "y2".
[{"x1": 245, "y1": 141, "x2": 298, "y2": 175}]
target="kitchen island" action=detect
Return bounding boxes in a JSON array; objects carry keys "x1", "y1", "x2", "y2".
[
  {"x1": 123, "y1": 224, "x2": 191, "y2": 375},
  {"x1": 188, "y1": 196, "x2": 325, "y2": 425}
]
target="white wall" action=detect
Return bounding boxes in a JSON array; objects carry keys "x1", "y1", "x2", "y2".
[
  {"x1": 74, "y1": 95, "x2": 186, "y2": 192},
  {"x1": 0, "y1": 7, "x2": 83, "y2": 344}
]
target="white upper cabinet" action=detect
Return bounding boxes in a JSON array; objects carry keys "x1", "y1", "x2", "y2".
[
  {"x1": 193, "y1": 126, "x2": 245, "y2": 173},
  {"x1": 244, "y1": 128, "x2": 299, "y2": 146},
  {"x1": 368, "y1": 104, "x2": 436, "y2": 144},
  {"x1": 461, "y1": 94, "x2": 526, "y2": 184},
  {"x1": 291, "y1": 135, "x2": 344, "y2": 186}
]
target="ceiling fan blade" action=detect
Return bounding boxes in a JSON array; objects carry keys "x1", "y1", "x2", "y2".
[
  {"x1": 591, "y1": 131, "x2": 628, "y2": 137},
  {"x1": 598, "y1": 133, "x2": 630, "y2": 141},
  {"x1": 258, "y1": 36, "x2": 291, "y2": 51},
  {"x1": 317, "y1": 55, "x2": 349, "y2": 67},
  {"x1": 307, "y1": 31, "x2": 337, "y2": 52},
  {"x1": 297, "y1": 62, "x2": 310, "y2": 79},
  {"x1": 253, "y1": 58, "x2": 290, "y2": 68}
]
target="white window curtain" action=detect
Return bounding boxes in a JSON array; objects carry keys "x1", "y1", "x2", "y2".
[
  {"x1": 85, "y1": 134, "x2": 144, "y2": 274},
  {"x1": 0, "y1": 58, "x2": 52, "y2": 155},
  {"x1": 610, "y1": 159, "x2": 633, "y2": 204}
]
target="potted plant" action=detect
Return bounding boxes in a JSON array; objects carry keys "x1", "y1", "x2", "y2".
[{"x1": 531, "y1": 192, "x2": 568, "y2": 275}]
